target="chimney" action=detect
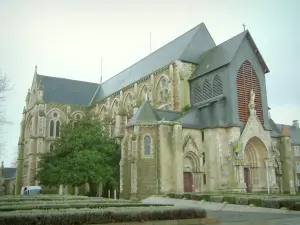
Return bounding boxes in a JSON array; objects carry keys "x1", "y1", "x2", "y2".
[
  {"x1": 281, "y1": 125, "x2": 290, "y2": 136},
  {"x1": 293, "y1": 120, "x2": 299, "y2": 129}
]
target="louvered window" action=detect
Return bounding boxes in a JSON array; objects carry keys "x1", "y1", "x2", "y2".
[
  {"x1": 203, "y1": 79, "x2": 212, "y2": 100},
  {"x1": 193, "y1": 82, "x2": 202, "y2": 104},
  {"x1": 236, "y1": 60, "x2": 264, "y2": 124},
  {"x1": 213, "y1": 75, "x2": 223, "y2": 97}
]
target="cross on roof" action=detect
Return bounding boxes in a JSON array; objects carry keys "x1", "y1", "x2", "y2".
[{"x1": 242, "y1": 24, "x2": 246, "y2": 31}]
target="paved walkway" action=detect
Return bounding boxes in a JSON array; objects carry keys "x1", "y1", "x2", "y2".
[{"x1": 142, "y1": 197, "x2": 300, "y2": 224}]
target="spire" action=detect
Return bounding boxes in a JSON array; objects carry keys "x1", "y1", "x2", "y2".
[{"x1": 34, "y1": 65, "x2": 37, "y2": 75}]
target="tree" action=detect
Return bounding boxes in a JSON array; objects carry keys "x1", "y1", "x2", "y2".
[
  {"x1": 0, "y1": 73, "x2": 12, "y2": 158},
  {"x1": 36, "y1": 112, "x2": 121, "y2": 193}
]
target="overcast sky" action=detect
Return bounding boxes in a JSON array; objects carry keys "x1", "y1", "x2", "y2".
[{"x1": 0, "y1": 0, "x2": 299, "y2": 166}]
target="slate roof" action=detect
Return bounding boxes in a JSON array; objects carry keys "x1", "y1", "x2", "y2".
[
  {"x1": 269, "y1": 118, "x2": 283, "y2": 137},
  {"x1": 189, "y1": 30, "x2": 270, "y2": 81},
  {"x1": 276, "y1": 123, "x2": 300, "y2": 145},
  {"x1": 90, "y1": 23, "x2": 216, "y2": 105},
  {"x1": 189, "y1": 31, "x2": 247, "y2": 80},
  {"x1": 155, "y1": 109, "x2": 182, "y2": 121},
  {"x1": 127, "y1": 100, "x2": 160, "y2": 126},
  {"x1": 2, "y1": 168, "x2": 16, "y2": 180},
  {"x1": 37, "y1": 75, "x2": 99, "y2": 106}
]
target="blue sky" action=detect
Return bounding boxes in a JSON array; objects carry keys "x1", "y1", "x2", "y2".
[{"x1": 0, "y1": 0, "x2": 299, "y2": 166}]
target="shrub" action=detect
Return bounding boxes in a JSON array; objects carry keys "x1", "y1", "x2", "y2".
[
  {"x1": 235, "y1": 197, "x2": 249, "y2": 205},
  {"x1": 175, "y1": 194, "x2": 184, "y2": 199},
  {"x1": 167, "y1": 193, "x2": 176, "y2": 198},
  {"x1": 184, "y1": 193, "x2": 192, "y2": 200},
  {"x1": 262, "y1": 199, "x2": 280, "y2": 209},
  {"x1": 223, "y1": 196, "x2": 235, "y2": 204},
  {"x1": 201, "y1": 195, "x2": 211, "y2": 202},
  {"x1": 191, "y1": 194, "x2": 202, "y2": 201},
  {"x1": 0, "y1": 206, "x2": 207, "y2": 225},
  {"x1": 278, "y1": 199, "x2": 296, "y2": 210},
  {"x1": 248, "y1": 198, "x2": 263, "y2": 207},
  {"x1": 210, "y1": 196, "x2": 224, "y2": 203},
  {"x1": 0, "y1": 203, "x2": 174, "y2": 212}
]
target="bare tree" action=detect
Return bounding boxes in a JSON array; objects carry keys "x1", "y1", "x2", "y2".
[
  {"x1": 0, "y1": 72, "x2": 13, "y2": 157},
  {"x1": 11, "y1": 146, "x2": 18, "y2": 168}
]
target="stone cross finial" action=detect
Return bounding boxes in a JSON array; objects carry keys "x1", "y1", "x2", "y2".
[{"x1": 243, "y1": 24, "x2": 246, "y2": 31}]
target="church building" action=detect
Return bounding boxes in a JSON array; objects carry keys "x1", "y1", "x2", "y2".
[{"x1": 16, "y1": 23, "x2": 299, "y2": 198}]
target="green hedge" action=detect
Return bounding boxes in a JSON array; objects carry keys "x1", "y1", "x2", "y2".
[
  {"x1": 0, "y1": 199, "x2": 131, "y2": 206},
  {"x1": 0, "y1": 206, "x2": 207, "y2": 225},
  {"x1": 0, "y1": 203, "x2": 174, "y2": 212}
]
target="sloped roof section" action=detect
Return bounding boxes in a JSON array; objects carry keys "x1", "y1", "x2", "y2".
[
  {"x1": 127, "y1": 100, "x2": 160, "y2": 126},
  {"x1": 3, "y1": 168, "x2": 16, "y2": 179},
  {"x1": 276, "y1": 123, "x2": 300, "y2": 145},
  {"x1": 269, "y1": 118, "x2": 283, "y2": 137},
  {"x1": 155, "y1": 109, "x2": 181, "y2": 121},
  {"x1": 189, "y1": 31, "x2": 247, "y2": 80},
  {"x1": 37, "y1": 75, "x2": 99, "y2": 106},
  {"x1": 90, "y1": 23, "x2": 216, "y2": 105}
]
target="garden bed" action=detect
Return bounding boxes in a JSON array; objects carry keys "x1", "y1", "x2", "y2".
[
  {"x1": 0, "y1": 202, "x2": 174, "y2": 212},
  {"x1": 0, "y1": 206, "x2": 207, "y2": 225},
  {"x1": 166, "y1": 192, "x2": 300, "y2": 210}
]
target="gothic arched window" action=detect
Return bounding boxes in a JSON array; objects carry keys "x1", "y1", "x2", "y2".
[
  {"x1": 56, "y1": 121, "x2": 60, "y2": 137},
  {"x1": 50, "y1": 143, "x2": 54, "y2": 152},
  {"x1": 236, "y1": 60, "x2": 263, "y2": 123},
  {"x1": 203, "y1": 79, "x2": 212, "y2": 100},
  {"x1": 144, "y1": 135, "x2": 151, "y2": 155},
  {"x1": 50, "y1": 120, "x2": 54, "y2": 137},
  {"x1": 212, "y1": 75, "x2": 223, "y2": 97}
]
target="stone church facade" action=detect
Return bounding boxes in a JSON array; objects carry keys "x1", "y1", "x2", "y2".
[{"x1": 16, "y1": 23, "x2": 298, "y2": 197}]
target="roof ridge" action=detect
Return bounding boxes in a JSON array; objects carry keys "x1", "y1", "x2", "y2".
[
  {"x1": 100, "y1": 23, "x2": 206, "y2": 86},
  {"x1": 38, "y1": 74, "x2": 99, "y2": 85}
]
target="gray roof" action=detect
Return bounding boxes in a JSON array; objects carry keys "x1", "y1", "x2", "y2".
[
  {"x1": 37, "y1": 75, "x2": 99, "y2": 106},
  {"x1": 276, "y1": 123, "x2": 300, "y2": 145},
  {"x1": 90, "y1": 23, "x2": 216, "y2": 105},
  {"x1": 127, "y1": 100, "x2": 160, "y2": 126},
  {"x1": 155, "y1": 109, "x2": 181, "y2": 121},
  {"x1": 2, "y1": 168, "x2": 16, "y2": 179},
  {"x1": 269, "y1": 118, "x2": 283, "y2": 137},
  {"x1": 189, "y1": 30, "x2": 247, "y2": 80},
  {"x1": 176, "y1": 108, "x2": 202, "y2": 129}
]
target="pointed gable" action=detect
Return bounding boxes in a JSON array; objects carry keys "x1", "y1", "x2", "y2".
[
  {"x1": 127, "y1": 101, "x2": 160, "y2": 126},
  {"x1": 189, "y1": 30, "x2": 270, "y2": 81},
  {"x1": 90, "y1": 23, "x2": 216, "y2": 105},
  {"x1": 189, "y1": 31, "x2": 247, "y2": 80}
]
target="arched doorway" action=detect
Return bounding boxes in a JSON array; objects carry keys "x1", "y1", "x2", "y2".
[
  {"x1": 183, "y1": 151, "x2": 201, "y2": 193},
  {"x1": 243, "y1": 136, "x2": 269, "y2": 192},
  {"x1": 183, "y1": 156, "x2": 194, "y2": 192}
]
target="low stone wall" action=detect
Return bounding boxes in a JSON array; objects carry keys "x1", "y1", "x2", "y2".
[{"x1": 167, "y1": 193, "x2": 300, "y2": 211}]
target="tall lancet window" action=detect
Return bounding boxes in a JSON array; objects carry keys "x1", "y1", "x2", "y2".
[
  {"x1": 56, "y1": 121, "x2": 60, "y2": 137},
  {"x1": 50, "y1": 120, "x2": 54, "y2": 137},
  {"x1": 144, "y1": 135, "x2": 151, "y2": 155}
]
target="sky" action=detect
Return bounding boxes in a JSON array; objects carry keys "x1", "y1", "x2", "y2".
[{"x1": 0, "y1": 0, "x2": 299, "y2": 166}]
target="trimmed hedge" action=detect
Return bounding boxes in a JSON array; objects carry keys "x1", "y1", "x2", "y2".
[
  {"x1": 0, "y1": 203, "x2": 174, "y2": 212},
  {"x1": 0, "y1": 206, "x2": 207, "y2": 225},
  {"x1": 167, "y1": 193, "x2": 300, "y2": 211}
]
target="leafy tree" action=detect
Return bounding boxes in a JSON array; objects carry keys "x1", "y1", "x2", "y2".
[{"x1": 36, "y1": 112, "x2": 121, "y2": 192}]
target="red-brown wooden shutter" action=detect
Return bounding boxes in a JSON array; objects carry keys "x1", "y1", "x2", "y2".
[{"x1": 236, "y1": 61, "x2": 264, "y2": 124}]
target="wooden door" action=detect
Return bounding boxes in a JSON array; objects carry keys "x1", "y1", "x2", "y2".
[
  {"x1": 244, "y1": 168, "x2": 250, "y2": 192},
  {"x1": 183, "y1": 172, "x2": 193, "y2": 192}
]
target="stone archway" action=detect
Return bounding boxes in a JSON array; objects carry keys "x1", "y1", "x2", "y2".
[
  {"x1": 243, "y1": 136, "x2": 269, "y2": 192},
  {"x1": 183, "y1": 151, "x2": 201, "y2": 193}
]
